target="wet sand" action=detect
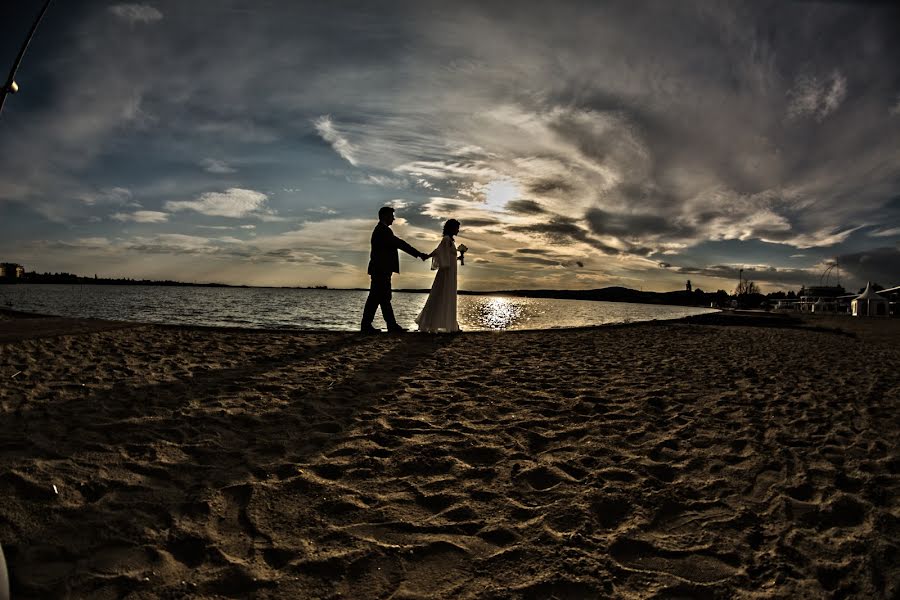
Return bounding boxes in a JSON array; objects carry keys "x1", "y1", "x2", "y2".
[{"x1": 0, "y1": 310, "x2": 898, "y2": 598}]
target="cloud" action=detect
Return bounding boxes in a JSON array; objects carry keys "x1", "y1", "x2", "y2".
[
  {"x1": 110, "y1": 210, "x2": 169, "y2": 223},
  {"x1": 80, "y1": 187, "x2": 138, "y2": 207},
  {"x1": 509, "y1": 218, "x2": 620, "y2": 255},
  {"x1": 308, "y1": 206, "x2": 338, "y2": 215},
  {"x1": 764, "y1": 226, "x2": 863, "y2": 249},
  {"x1": 869, "y1": 227, "x2": 900, "y2": 238},
  {"x1": 314, "y1": 116, "x2": 359, "y2": 166},
  {"x1": 514, "y1": 255, "x2": 565, "y2": 266},
  {"x1": 667, "y1": 263, "x2": 816, "y2": 288},
  {"x1": 200, "y1": 158, "x2": 237, "y2": 174},
  {"x1": 350, "y1": 174, "x2": 409, "y2": 188},
  {"x1": 108, "y1": 4, "x2": 163, "y2": 25},
  {"x1": 787, "y1": 70, "x2": 847, "y2": 120},
  {"x1": 387, "y1": 199, "x2": 410, "y2": 210},
  {"x1": 165, "y1": 188, "x2": 277, "y2": 219},
  {"x1": 420, "y1": 197, "x2": 504, "y2": 229},
  {"x1": 506, "y1": 199, "x2": 547, "y2": 215},
  {"x1": 4, "y1": 1, "x2": 900, "y2": 290},
  {"x1": 838, "y1": 247, "x2": 900, "y2": 287}
]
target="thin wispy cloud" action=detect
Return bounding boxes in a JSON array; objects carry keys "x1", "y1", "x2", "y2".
[
  {"x1": 111, "y1": 210, "x2": 169, "y2": 223},
  {"x1": 870, "y1": 227, "x2": 900, "y2": 238},
  {"x1": 200, "y1": 158, "x2": 237, "y2": 174},
  {"x1": 314, "y1": 116, "x2": 359, "y2": 166},
  {"x1": 79, "y1": 187, "x2": 138, "y2": 207},
  {"x1": 308, "y1": 206, "x2": 338, "y2": 215},
  {"x1": 108, "y1": 4, "x2": 163, "y2": 25},
  {"x1": 787, "y1": 71, "x2": 847, "y2": 121}
]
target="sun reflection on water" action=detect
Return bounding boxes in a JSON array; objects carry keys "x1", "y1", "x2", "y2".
[{"x1": 461, "y1": 296, "x2": 528, "y2": 330}]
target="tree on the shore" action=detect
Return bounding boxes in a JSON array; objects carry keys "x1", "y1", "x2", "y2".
[
  {"x1": 734, "y1": 279, "x2": 760, "y2": 296},
  {"x1": 733, "y1": 279, "x2": 764, "y2": 308}
]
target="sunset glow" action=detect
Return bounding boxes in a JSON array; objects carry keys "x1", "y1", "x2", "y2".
[{"x1": 1, "y1": 2, "x2": 898, "y2": 292}]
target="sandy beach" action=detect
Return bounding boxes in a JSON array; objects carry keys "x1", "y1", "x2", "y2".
[{"x1": 0, "y1": 310, "x2": 898, "y2": 599}]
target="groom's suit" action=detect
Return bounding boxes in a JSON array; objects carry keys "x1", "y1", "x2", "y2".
[{"x1": 362, "y1": 222, "x2": 423, "y2": 329}]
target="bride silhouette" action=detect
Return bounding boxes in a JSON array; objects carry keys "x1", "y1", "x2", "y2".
[{"x1": 416, "y1": 219, "x2": 464, "y2": 333}]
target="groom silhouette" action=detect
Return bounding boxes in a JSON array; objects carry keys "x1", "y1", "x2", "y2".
[{"x1": 361, "y1": 206, "x2": 428, "y2": 333}]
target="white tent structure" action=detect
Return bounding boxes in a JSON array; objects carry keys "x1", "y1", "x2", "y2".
[{"x1": 851, "y1": 282, "x2": 889, "y2": 317}]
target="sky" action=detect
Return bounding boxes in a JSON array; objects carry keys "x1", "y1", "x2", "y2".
[{"x1": 1, "y1": 0, "x2": 899, "y2": 293}]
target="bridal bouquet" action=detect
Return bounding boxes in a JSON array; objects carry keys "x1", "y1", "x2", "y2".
[{"x1": 457, "y1": 243, "x2": 468, "y2": 265}]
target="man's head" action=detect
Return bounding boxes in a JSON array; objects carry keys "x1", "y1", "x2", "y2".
[{"x1": 378, "y1": 206, "x2": 395, "y2": 225}]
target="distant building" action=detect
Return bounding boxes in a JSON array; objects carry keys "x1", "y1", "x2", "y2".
[
  {"x1": 798, "y1": 285, "x2": 848, "y2": 314},
  {"x1": 0, "y1": 263, "x2": 24, "y2": 281}
]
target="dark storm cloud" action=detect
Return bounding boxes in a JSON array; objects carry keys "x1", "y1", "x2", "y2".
[
  {"x1": 513, "y1": 255, "x2": 564, "y2": 266},
  {"x1": 516, "y1": 248, "x2": 552, "y2": 255},
  {"x1": 459, "y1": 218, "x2": 503, "y2": 228},
  {"x1": 838, "y1": 247, "x2": 900, "y2": 287},
  {"x1": 511, "y1": 218, "x2": 623, "y2": 255},
  {"x1": 505, "y1": 199, "x2": 547, "y2": 215},
  {"x1": 585, "y1": 208, "x2": 692, "y2": 238},
  {"x1": 526, "y1": 179, "x2": 575, "y2": 196}
]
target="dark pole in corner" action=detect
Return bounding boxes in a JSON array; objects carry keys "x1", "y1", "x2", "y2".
[{"x1": 0, "y1": 0, "x2": 54, "y2": 117}]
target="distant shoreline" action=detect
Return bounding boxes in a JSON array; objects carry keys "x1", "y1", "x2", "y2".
[{"x1": 0, "y1": 278, "x2": 724, "y2": 308}]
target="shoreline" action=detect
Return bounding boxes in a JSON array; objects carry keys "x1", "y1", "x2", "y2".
[
  {"x1": 0, "y1": 309, "x2": 897, "y2": 597},
  {"x1": 0, "y1": 305, "x2": 723, "y2": 341}
]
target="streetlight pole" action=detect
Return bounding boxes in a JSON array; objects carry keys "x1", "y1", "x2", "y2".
[{"x1": 0, "y1": 0, "x2": 54, "y2": 117}]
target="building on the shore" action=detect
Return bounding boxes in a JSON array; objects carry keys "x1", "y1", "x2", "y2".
[
  {"x1": 0, "y1": 263, "x2": 24, "y2": 281},
  {"x1": 852, "y1": 282, "x2": 890, "y2": 317},
  {"x1": 798, "y1": 285, "x2": 849, "y2": 314},
  {"x1": 880, "y1": 285, "x2": 900, "y2": 317}
]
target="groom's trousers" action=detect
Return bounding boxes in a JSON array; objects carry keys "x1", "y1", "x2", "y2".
[{"x1": 362, "y1": 272, "x2": 398, "y2": 328}]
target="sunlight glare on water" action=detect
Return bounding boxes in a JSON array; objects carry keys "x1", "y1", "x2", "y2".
[{"x1": 462, "y1": 296, "x2": 526, "y2": 330}]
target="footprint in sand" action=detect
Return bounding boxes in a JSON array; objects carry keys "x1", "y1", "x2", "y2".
[{"x1": 609, "y1": 537, "x2": 738, "y2": 584}]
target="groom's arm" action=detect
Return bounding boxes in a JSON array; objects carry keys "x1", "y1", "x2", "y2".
[{"x1": 392, "y1": 232, "x2": 426, "y2": 259}]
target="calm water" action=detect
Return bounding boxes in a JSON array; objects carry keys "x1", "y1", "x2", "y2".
[{"x1": 0, "y1": 284, "x2": 716, "y2": 331}]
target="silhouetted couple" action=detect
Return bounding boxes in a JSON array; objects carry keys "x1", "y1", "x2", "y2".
[{"x1": 361, "y1": 206, "x2": 463, "y2": 333}]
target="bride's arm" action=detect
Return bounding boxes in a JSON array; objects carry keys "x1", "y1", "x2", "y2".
[{"x1": 432, "y1": 237, "x2": 453, "y2": 269}]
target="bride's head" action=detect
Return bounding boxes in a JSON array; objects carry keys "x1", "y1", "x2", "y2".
[{"x1": 443, "y1": 219, "x2": 460, "y2": 237}]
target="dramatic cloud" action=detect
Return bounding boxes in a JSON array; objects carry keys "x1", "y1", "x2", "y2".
[
  {"x1": 1, "y1": 1, "x2": 899, "y2": 291},
  {"x1": 165, "y1": 188, "x2": 276, "y2": 219}
]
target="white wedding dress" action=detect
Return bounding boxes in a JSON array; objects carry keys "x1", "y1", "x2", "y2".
[{"x1": 415, "y1": 235, "x2": 460, "y2": 333}]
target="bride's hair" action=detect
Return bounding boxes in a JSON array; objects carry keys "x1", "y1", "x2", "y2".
[{"x1": 443, "y1": 219, "x2": 460, "y2": 236}]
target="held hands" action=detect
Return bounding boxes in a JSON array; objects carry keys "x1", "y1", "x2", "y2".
[{"x1": 420, "y1": 252, "x2": 429, "y2": 261}]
